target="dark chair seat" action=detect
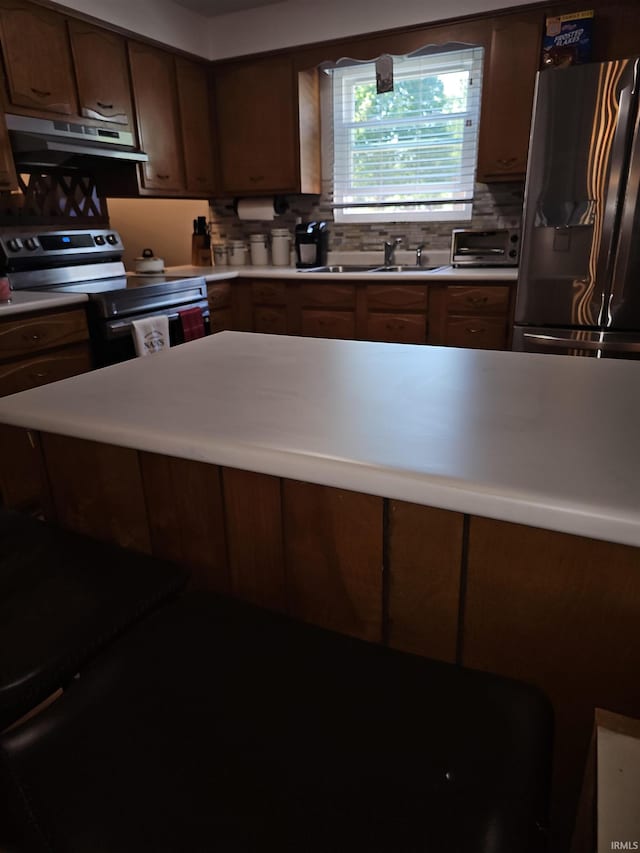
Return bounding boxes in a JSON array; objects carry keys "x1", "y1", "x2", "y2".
[
  {"x1": 0, "y1": 509, "x2": 186, "y2": 731},
  {"x1": 0, "y1": 511, "x2": 553, "y2": 852}
]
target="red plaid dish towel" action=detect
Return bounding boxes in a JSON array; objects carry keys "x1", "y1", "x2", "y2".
[{"x1": 179, "y1": 307, "x2": 205, "y2": 342}]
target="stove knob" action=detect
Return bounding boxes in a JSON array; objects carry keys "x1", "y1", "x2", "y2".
[
  {"x1": 7, "y1": 238, "x2": 23, "y2": 252},
  {"x1": 25, "y1": 237, "x2": 39, "y2": 251},
  {"x1": 94, "y1": 235, "x2": 106, "y2": 246},
  {"x1": 106, "y1": 233, "x2": 118, "y2": 245}
]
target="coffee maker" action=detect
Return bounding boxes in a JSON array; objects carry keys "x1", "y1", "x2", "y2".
[{"x1": 295, "y1": 221, "x2": 329, "y2": 268}]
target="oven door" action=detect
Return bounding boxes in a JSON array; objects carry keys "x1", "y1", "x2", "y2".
[{"x1": 98, "y1": 301, "x2": 211, "y2": 366}]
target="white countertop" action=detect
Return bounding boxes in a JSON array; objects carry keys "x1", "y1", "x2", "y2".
[
  {"x1": 0, "y1": 290, "x2": 88, "y2": 317},
  {"x1": 167, "y1": 264, "x2": 519, "y2": 283},
  {"x1": 0, "y1": 331, "x2": 638, "y2": 548}
]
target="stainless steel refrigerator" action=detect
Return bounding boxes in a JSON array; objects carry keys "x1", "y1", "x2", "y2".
[{"x1": 513, "y1": 57, "x2": 640, "y2": 358}]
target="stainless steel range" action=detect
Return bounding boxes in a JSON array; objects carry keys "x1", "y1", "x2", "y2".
[{"x1": 1, "y1": 229, "x2": 210, "y2": 366}]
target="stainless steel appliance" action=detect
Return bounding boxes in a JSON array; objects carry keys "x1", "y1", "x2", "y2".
[
  {"x1": 513, "y1": 57, "x2": 640, "y2": 359},
  {"x1": 450, "y1": 228, "x2": 520, "y2": 267},
  {"x1": 2, "y1": 229, "x2": 209, "y2": 366}
]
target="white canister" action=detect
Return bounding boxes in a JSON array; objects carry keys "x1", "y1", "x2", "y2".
[
  {"x1": 271, "y1": 228, "x2": 291, "y2": 267},
  {"x1": 228, "y1": 240, "x2": 247, "y2": 266},
  {"x1": 212, "y1": 243, "x2": 228, "y2": 266},
  {"x1": 249, "y1": 233, "x2": 269, "y2": 266}
]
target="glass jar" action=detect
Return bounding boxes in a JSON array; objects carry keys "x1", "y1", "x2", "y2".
[
  {"x1": 212, "y1": 243, "x2": 228, "y2": 266},
  {"x1": 228, "y1": 240, "x2": 247, "y2": 266}
]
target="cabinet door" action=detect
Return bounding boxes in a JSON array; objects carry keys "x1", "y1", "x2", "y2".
[
  {"x1": 175, "y1": 58, "x2": 216, "y2": 197},
  {"x1": 0, "y1": 0, "x2": 77, "y2": 115},
  {"x1": 367, "y1": 313, "x2": 426, "y2": 344},
  {"x1": 128, "y1": 41, "x2": 185, "y2": 192},
  {"x1": 476, "y1": 12, "x2": 542, "y2": 182},
  {"x1": 0, "y1": 308, "x2": 88, "y2": 359},
  {"x1": 0, "y1": 111, "x2": 18, "y2": 192},
  {"x1": 68, "y1": 20, "x2": 134, "y2": 129},
  {"x1": 0, "y1": 342, "x2": 92, "y2": 396},
  {"x1": 254, "y1": 306, "x2": 287, "y2": 335},
  {"x1": 214, "y1": 56, "x2": 298, "y2": 194}
]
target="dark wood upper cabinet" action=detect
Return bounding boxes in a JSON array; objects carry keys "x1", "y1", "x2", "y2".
[
  {"x1": 476, "y1": 11, "x2": 543, "y2": 182},
  {"x1": 0, "y1": 110, "x2": 18, "y2": 191},
  {"x1": 68, "y1": 20, "x2": 134, "y2": 130},
  {"x1": 0, "y1": 0, "x2": 77, "y2": 116},
  {"x1": 213, "y1": 55, "x2": 320, "y2": 195},
  {"x1": 127, "y1": 41, "x2": 185, "y2": 193},
  {"x1": 175, "y1": 57, "x2": 216, "y2": 197}
]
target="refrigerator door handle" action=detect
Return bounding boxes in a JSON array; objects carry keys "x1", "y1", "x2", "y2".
[
  {"x1": 609, "y1": 58, "x2": 640, "y2": 324},
  {"x1": 596, "y1": 75, "x2": 636, "y2": 301},
  {"x1": 523, "y1": 332, "x2": 640, "y2": 353}
]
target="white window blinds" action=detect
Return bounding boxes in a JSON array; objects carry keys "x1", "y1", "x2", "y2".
[{"x1": 328, "y1": 47, "x2": 484, "y2": 223}]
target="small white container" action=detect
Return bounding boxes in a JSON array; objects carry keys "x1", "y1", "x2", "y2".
[
  {"x1": 228, "y1": 240, "x2": 247, "y2": 266},
  {"x1": 212, "y1": 243, "x2": 228, "y2": 266},
  {"x1": 249, "y1": 233, "x2": 269, "y2": 266},
  {"x1": 271, "y1": 228, "x2": 291, "y2": 267}
]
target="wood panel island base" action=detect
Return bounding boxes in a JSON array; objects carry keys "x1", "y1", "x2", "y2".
[{"x1": 0, "y1": 332, "x2": 638, "y2": 851}]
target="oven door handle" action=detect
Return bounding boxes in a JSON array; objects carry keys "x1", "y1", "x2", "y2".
[{"x1": 106, "y1": 306, "x2": 210, "y2": 337}]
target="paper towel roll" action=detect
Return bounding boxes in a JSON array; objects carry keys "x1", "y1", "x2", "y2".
[
  {"x1": 236, "y1": 198, "x2": 275, "y2": 221},
  {"x1": 235, "y1": 197, "x2": 288, "y2": 220}
]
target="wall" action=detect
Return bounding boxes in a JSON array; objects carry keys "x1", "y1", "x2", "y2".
[{"x1": 107, "y1": 198, "x2": 209, "y2": 270}]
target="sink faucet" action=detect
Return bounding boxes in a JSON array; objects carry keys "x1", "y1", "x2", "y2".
[
  {"x1": 384, "y1": 237, "x2": 404, "y2": 266},
  {"x1": 415, "y1": 243, "x2": 425, "y2": 267}
]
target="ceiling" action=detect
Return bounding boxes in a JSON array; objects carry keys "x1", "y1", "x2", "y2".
[{"x1": 172, "y1": 0, "x2": 284, "y2": 15}]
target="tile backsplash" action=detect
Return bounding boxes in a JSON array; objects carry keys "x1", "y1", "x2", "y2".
[{"x1": 208, "y1": 181, "x2": 524, "y2": 252}]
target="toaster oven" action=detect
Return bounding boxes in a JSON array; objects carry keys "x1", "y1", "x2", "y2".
[{"x1": 451, "y1": 229, "x2": 520, "y2": 267}]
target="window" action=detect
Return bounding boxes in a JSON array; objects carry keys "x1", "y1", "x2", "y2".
[{"x1": 326, "y1": 46, "x2": 484, "y2": 223}]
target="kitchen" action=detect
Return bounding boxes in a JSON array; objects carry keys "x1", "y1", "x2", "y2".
[{"x1": 0, "y1": 0, "x2": 639, "y2": 851}]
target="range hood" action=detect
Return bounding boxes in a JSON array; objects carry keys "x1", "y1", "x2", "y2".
[{"x1": 6, "y1": 114, "x2": 149, "y2": 168}]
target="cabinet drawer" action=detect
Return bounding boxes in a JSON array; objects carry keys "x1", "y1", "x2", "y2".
[
  {"x1": 251, "y1": 280, "x2": 286, "y2": 305},
  {"x1": 207, "y1": 282, "x2": 231, "y2": 309},
  {"x1": 301, "y1": 310, "x2": 355, "y2": 340},
  {"x1": 0, "y1": 343, "x2": 93, "y2": 396},
  {"x1": 447, "y1": 286, "x2": 510, "y2": 315},
  {"x1": 209, "y1": 307, "x2": 232, "y2": 334},
  {"x1": 367, "y1": 314, "x2": 427, "y2": 345},
  {"x1": 367, "y1": 284, "x2": 428, "y2": 311},
  {"x1": 301, "y1": 283, "x2": 355, "y2": 309},
  {"x1": 0, "y1": 309, "x2": 88, "y2": 359},
  {"x1": 254, "y1": 306, "x2": 287, "y2": 335},
  {"x1": 445, "y1": 316, "x2": 508, "y2": 350}
]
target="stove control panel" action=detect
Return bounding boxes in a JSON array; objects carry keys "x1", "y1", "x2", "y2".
[{"x1": 0, "y1": 229, "x2": 123, "y2": 265}]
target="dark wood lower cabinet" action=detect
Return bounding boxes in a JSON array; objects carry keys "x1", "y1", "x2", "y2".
[{"x1": 25, "y1": 433, "x2": 640, "y2": 852}]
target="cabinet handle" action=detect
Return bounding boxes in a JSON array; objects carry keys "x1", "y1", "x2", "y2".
[
  {"x1": 466, "y1": 327, "x2": 484, "y2": 334},
  {"x1": 467, "y1": 295, "x2": 488, "y2": 305},
  {"x1": 32, "y1": 372, "x2": 48, "y2": 379},
  {"x1": 249, "y1": 175, "x2": 264, "y2": 183},
  {"x1": 496, "y1": 157, "x2": 517, "y2": 167},
  {"x1": 96, "y1": 101, "x2": 114, "y2": 109},
  {"x1": 156, "y1": 174, "x2": 171, "y2": 180},
  {"x1": 30, "y1": 87, "x2": 52, "y2": 97},
  {"x1": 25, "y1": 333, "x2": 41, "y2": 341}
]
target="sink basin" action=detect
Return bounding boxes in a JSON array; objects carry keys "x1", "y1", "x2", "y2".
[
  {"x1": 371, "y1": 265, "x2": 447, "y2": 273},
  {"x1": 299, "y1": 264, "x2": 377, "y2": 273},
  {"x1": 299, "y1": 264, "x2": 448, "y2": 274}
]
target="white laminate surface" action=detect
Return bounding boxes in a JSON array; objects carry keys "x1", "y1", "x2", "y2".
[
  {"x1": 166, "y1": 264, "x2": 519, "y2": 283},
  {"x1": 0, "y1": 290, "x2": 88, "y2": 316},
  {"x1": 0, "y1": 332, "x2": 637, "y2": 548}
]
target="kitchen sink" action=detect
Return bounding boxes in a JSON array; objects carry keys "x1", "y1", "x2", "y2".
[
  {"x1": 299, "y1": 264, "x2": 447, "y2": 273},
  {"x1": 370, "y1": 265, "x2": 447, "y2": 273},
  {"x1": 299, "y1": 264, "x2": 378, "y2": 273}
]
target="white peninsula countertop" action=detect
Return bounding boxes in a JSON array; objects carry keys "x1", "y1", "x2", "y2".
[{"x1": 0, "y1": 331, "x2": 637, "y2": 548}]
